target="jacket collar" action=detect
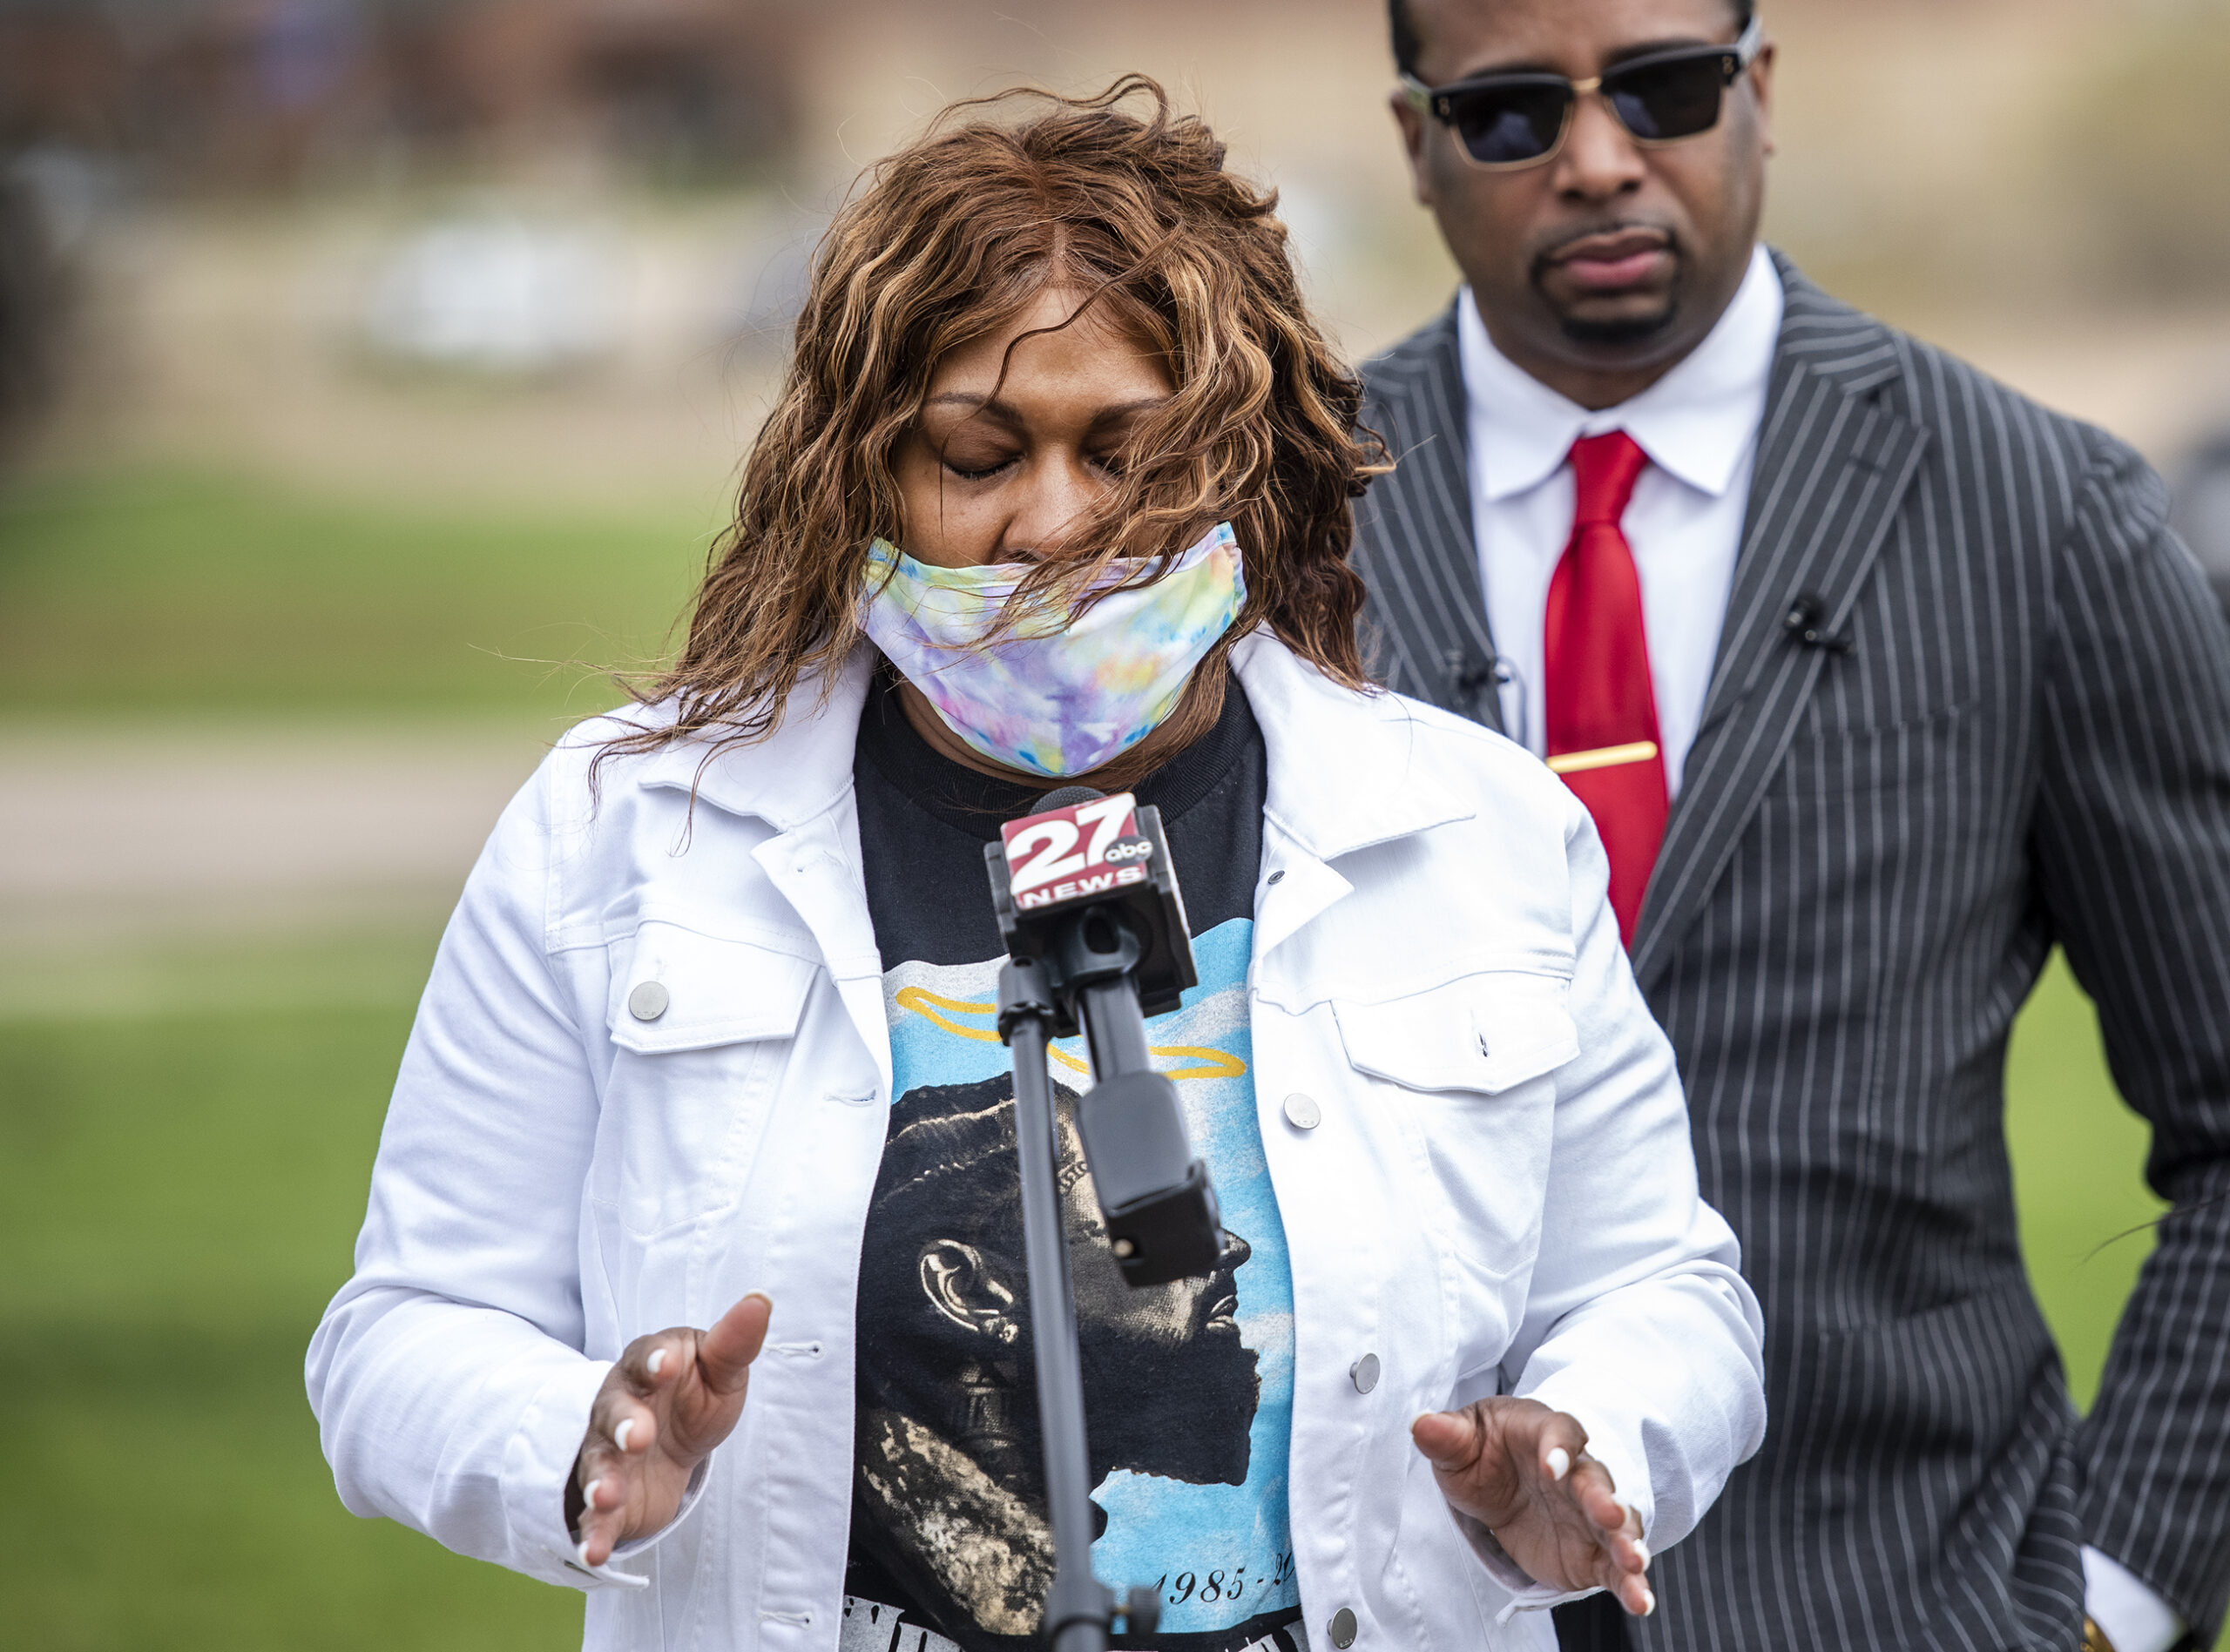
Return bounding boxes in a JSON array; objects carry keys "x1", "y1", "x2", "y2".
[
  {"x1": 1355, "y1": 307, "x2": 1502, "y2": 726},
  {"x1": 632, "y1": 650, "x2": 877, "y2": 831},
  {"x1": 632, "y1": 634, "x2": 1470, "y2": 864},
  {"x1": 1231, "y1": 630, "x2": 1474, "y2": 861}
]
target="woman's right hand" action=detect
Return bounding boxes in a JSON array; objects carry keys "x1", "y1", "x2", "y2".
[{"x1": 566, "y1": 1292, "x2": 773, "y2": 1565}]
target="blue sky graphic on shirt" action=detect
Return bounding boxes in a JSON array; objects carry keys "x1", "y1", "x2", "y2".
[{"x1": 879, "y1": 918, "x2": 1298, "y2": 1635}]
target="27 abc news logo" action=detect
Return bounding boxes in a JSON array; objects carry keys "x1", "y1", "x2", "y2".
[{"x1": 1000, "y1": 792, "x2": 1157, "y2": 913}]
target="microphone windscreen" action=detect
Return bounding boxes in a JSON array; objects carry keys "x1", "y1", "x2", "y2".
[{"x1": 1035, "y1": 784, "x2": 1106, "y2": 812}]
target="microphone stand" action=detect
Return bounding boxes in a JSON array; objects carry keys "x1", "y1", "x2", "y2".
[
  {"x1": 997, "y1": 958, "x2": 1116, "y2": 1652},
  {"x1": 989, "y1": 788, "x2": 1208, "y2": 1649}
]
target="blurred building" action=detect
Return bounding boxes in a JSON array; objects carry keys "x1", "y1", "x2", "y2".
[{"x1": 0, "y1": 0, "x2": 805, "y2": 191}]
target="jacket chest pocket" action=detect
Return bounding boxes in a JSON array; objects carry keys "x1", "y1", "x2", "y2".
[
  {"x1": 1771, "y1": 703, "x2": 1970, "y2": 802},
  {"x1": 1335, "y1": 971, "x2": 1577, "y2": 1285},
  {"x1": 598, "y1": 921, "x2": 819, "y2": 1240}
]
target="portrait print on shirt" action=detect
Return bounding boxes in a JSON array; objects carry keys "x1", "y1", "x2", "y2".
[{"x1": 846, "y1": 920, "x2": 1306, "y2": 1652}]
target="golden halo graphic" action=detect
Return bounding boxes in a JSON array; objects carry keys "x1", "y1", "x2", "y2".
[{"x1": 894, "y1": 987, "x2": 1247, "y2": 1082}]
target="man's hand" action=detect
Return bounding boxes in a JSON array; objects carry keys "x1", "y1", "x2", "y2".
[
  {"x1": 1411, "y1": 1397, "x2": 1652, "y2": 1616},
  {"x1": 566, "y1": 1292, "x2": 773, "y2": 1566}
]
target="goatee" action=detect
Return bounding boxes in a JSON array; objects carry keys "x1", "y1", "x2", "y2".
[{"x1": 1560, "y1": 303, "x2": 1679, "y2": 348}]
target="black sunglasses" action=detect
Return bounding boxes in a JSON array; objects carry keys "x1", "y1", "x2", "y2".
[{"x1": 1402, "y1": 15, "x2": 1764, "y2": 171}]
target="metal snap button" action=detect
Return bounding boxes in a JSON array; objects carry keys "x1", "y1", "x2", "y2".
[
  {"x1": 1328, "y1": 1607, "x2": 1358, "y2": 1648},
  {"x1": 1282, "y1": 1093, "x2": 1321, "y2": 1130},
  {"x1": 627, "y1": 981, "x2": 671, "y2": 1022},
  {"x1": 1350, "y1": 1352, "x2": 1380, "y2": 1394}
]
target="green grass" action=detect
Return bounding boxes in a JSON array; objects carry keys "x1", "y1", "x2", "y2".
[
  {"x1": 2006, "y1": 957, "x2": 2168, "y2": 1412},
  {"x1": 0, "y1": 951, "x2": 584, "y2": 1649},
  {"x1": 0, "y1": 936, "x2": 2186, "y2": 1648},
  {"x1": 0, "y1": 467, "x2": 718, "y2": 718}
]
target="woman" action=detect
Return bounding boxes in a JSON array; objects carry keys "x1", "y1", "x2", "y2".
[{"x1": 307, "y1": 79, "x2": 1764, "y2": 1652}]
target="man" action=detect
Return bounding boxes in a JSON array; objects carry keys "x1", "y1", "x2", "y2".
[
  {"x1": 850, "y1": 1076, "x2": 1265, "y2": 1646},
  {"x1": 1352, "y1": 2, "x2": 2230, "y2": 1649}
]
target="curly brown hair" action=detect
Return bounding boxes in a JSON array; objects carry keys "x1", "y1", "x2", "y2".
[{"x1": 612, "y1": 75, "x2": 1385, "y2": 779}]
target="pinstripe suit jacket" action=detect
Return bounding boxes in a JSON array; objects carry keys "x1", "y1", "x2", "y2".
[{"x1": 1352, "y1": 254, "x2": 2230, "y2": 1652}]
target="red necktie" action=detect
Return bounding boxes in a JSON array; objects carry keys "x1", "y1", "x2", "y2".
[{"x1": 1544, "y1": 430, "x2": 1668, "y2": 947}]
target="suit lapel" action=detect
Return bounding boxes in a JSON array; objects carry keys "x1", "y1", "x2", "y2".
[
  {"x1": 1356, "y1": 309, "x2": 1504, "y2": 732},
  {"x1": 1629, "y1": 270, "x2": 1930, "y2": 993}
]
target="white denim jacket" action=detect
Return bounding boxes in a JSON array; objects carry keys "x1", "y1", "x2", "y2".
[{"x1": 307, "y1": 633, "x2": 1765, "y2": 1652}]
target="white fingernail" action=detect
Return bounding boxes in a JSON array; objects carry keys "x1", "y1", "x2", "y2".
[
  {"x1": 584, "y1": 1478, "x2": 604, "y2": 1509},
  {"x1": 1632, "y1": 1539, "x2": 1651, "y2": 1568},
  {"x1": 614, "y1": 1418, "x2": 635, "y2": 1452},
  {"x1": 647, "y1": 1349, "x2": 667, "y2": 1377},
  {"x1": 1640, "y1": 1587, "x2": 1657, "y2": 1616},
  {"x1": 1546, "y1": 1446, "x2": 1571, "y2": 1481}
]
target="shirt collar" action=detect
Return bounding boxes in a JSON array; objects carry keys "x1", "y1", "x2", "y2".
[{"x1": 1457, "y1": 242, "x2": 1785, "y2": 502}]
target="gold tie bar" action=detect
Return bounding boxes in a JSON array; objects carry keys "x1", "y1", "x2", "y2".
[{"x1": 1547, "y1": 740, "x2": 1659, "y2": 776}]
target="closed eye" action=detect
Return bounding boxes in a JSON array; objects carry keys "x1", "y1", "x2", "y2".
[
  {"x1": 943, "y1": 454, "x2": 1017, "y2": 482},
  {"x1": 942, "y1": 450, "x2": 1126, "y2": 483}
]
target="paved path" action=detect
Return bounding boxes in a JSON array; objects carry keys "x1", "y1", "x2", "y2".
[{"x1": 0, "y1": 724, "x2": 550, "y2": 951}]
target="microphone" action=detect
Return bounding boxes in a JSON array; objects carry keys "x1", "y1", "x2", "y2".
[
  {"x1": 984, "y1": 786, "x2": 1222, "y2": 1287},
  {"x1": 1783, "y1": 591, "x2": 1855, "y2": 656}
]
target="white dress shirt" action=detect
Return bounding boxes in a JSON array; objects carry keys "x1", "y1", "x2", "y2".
[
  {"x1": 1457, "y1": 242, "x2": 1781, "y2": 797},
  {"x1": 1456, "y1": 240, "x2": 2186, "y2": 1652}
]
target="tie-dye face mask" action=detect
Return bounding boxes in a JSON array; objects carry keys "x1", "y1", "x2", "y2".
[{"x1": 861, "y1": 522, "x2": 1246, "y2": 779}]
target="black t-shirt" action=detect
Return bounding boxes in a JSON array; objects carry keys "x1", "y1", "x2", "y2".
[{"x1": 844, "y1": 668, "x2": 1308, "y2": 1652}]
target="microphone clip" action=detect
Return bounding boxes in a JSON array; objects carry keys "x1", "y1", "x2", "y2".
[{"x1": 1783, "y1": 592, "x2": 1855, "y2": 657}]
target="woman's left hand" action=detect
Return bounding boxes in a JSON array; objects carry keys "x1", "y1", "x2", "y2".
[{"x1": 1411, "y1": 1398, "x2": 1653, "y2": 1616}]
